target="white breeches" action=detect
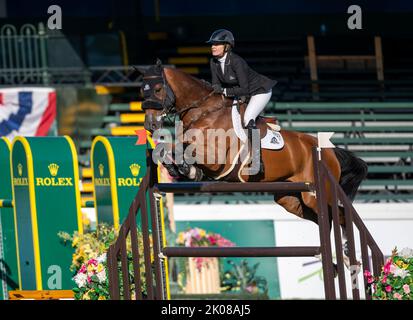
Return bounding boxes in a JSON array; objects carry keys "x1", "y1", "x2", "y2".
[{"x1": 243, "y1": 90, "x2": 272, "y2": 126}]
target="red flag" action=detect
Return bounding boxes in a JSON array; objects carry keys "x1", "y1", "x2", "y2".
[{"x1": 135, "y1": 129, "x2": 147, "y2": 145}]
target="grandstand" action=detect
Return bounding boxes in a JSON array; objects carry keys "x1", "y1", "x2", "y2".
[{"x1": 1, "y1": 10, "x2": 412, "y2": 206}]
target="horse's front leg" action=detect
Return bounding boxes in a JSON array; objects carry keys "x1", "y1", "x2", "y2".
[
  {"x1": 175, "y1": 161, "x2": 204, "y2": 181},
  {"x1": 157, "y1": 141, "x2": 204, "y2": 181}
]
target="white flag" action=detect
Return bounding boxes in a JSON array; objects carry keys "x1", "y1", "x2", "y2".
[{"x1": 317, "y1": 132, "x2": 335, "y2": 148}]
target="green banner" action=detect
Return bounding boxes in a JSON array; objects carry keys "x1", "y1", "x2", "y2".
[
  {"x1": 11, "y1": 136, "x2": 83, "y2": 290},
  {"x1": 91, "y1": 136, "x2": 147, "y2": 229},
  {"x1": 0, "y1": 138, "x2": 19, "y2": 299}
]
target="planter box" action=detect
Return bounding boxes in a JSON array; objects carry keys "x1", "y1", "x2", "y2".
[{"x1": 185, "y1": 258, "x2": 220, "y2": 294}]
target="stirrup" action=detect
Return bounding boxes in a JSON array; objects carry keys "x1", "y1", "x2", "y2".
[{"x1": 245, "y1": 119, "x2": 257, "y2": 130}]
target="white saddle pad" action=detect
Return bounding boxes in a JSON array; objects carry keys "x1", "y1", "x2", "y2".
[{"x1": 231, "y1": 103, "x2": 284, "y2": 150}]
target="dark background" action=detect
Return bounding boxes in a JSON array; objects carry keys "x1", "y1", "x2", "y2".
[{"x1": 2, "y1": 0, "x2": 413, "y2": 65}]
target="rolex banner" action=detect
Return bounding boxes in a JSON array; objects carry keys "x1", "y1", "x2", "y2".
[
  {"x1": 11, "y1": 136, "x2": 82, "y2": 290},
  {"x1": 0, "y1": 88, "x2": 56, "y2": 140},
  {"x1": 91, "y1": 136, "x2": 148, "y2": 229}
]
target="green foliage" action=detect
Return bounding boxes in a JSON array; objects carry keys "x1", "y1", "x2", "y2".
[{"x1": 221, "y1": 259, "x2": 268, "y2": 296}]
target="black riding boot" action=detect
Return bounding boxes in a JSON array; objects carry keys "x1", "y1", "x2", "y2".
[{"x1": 246, "y1": 120, "x2": 264, "y2": 175}]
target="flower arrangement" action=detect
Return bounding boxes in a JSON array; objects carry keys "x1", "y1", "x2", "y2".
[
  {"x1": 59, "y1": 224, "x2": 149, "y2": 300},
  {"x1": 176, "y1": 227, "x2": 235, "y2": 270},
  {"x1": 72, "y1": 254, "x2": 108, "y2": 300},
  {"x1": 365, "y1": 247, "x2": 413, "y2": 300}
]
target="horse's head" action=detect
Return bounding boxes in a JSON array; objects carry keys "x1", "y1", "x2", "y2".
[{"x1": 140, "y1": 60, "x2": 175, "y2": 132}]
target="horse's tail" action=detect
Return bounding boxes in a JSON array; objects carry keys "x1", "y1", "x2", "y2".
[{"x1": 334, "y1": 148, "x2": 368, "y2": 202}]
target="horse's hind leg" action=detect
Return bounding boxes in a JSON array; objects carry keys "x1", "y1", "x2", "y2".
[
  {"x1": 274, "y1": 193, "x2": 320, "y2": 225},
  {"x1": 274, "y1": 194, "x2": 305, "y2": 219}
]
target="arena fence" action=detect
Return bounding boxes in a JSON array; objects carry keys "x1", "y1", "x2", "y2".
[{"x1": 107, "y1": 148, "x2": 384, "y2": 300}]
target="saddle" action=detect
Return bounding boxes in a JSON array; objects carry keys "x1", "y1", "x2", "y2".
[
  {"x1": 232, "y1": 101, "x2": 284, "y2": 150},
  {"x1": 236, "y1": 102, "x2": 280, "y2": 137}
]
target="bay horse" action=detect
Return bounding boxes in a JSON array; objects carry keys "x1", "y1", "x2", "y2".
[{"x1": 138, "y1": 61, "x2": 368, "y2": 262}]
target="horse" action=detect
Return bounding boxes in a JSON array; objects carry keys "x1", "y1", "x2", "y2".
[{"x1": 138, "y1": 61, "x2": 368, "y2": 264}]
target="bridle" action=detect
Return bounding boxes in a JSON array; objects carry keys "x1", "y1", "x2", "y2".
[{"x1": 143, "y1": 67, "x2": 227, "y2": 129}]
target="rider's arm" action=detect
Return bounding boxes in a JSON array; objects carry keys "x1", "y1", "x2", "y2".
[{"x1": 225, "y1": 56, "x2": 249, "y2": 97}]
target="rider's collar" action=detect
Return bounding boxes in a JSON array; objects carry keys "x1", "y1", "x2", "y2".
[{"x1": 218, "y1": 53, "x2": 227, "y2": 63}]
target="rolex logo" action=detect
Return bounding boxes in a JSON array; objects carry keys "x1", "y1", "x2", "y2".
[
  {"x1": 129, "y1": 163, "x2": 140, "y2": 177},
  {"x1": 48, "y1": 163, "x2": 59, "y2": 176},
  {"x1": 98, "y1": 164, "x2": 104, "y2": 177},
  {"x1": 17, "y1": 163, "x2": 23, "y2": 176}
]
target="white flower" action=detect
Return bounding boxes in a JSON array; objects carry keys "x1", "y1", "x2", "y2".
[
  {"x1": 97, "y1": 254, "x2": 107, "y2": 263},
  {"x1": 390, "y1": 264, "x2": 410, "y2": 279},
  {"x1": 73, "y1": 272, "x2": 88, "y2": 288},
  {"x1": 399, "y1": 247, "x2": 413, "y2": 259},
  {"x1": 96, "y1": 270, "x2": 106, "y2": 283}
]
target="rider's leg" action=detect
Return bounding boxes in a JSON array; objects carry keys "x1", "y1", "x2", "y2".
[
  {"x1": 243, "y1": 90, "x2": 272, "y2": 127},
  {"x1": 243, "y1": 90, "x2": 273, "y2": 175}
]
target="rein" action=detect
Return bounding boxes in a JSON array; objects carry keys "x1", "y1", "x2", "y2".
[
  {"x1": 177, "y1": 90, "x2": 215, "y2": 117},
  {"x1": 181, "y1": 94, "x2": 227, "y2": 131}
]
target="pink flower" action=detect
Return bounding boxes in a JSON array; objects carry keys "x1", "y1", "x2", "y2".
[
  {"x1": 79, "y1": 264, "x2": 87, "y2": 274},
  {"x1": 393, "y1": 292, "x2": 402, "y2": 300},
  {"x1": 383, "y1": 260, "x2": 392, "y2": 274},
  {"x1": 403, "y1": 284, "x2": 410, "y2": 294},
  {"x1": 87, "y1": 276, "x2": 92, "y2": 284},
  {"x1": 88, "y1": 258, "x2": 98, "y2": 266},
  {"x1": 245, "y1": 285, "x2": 254, "y2": 293},
  {"x1": 191, "y1": 228, "x2": 200, "y2": 238},
  {"x1": 381, "y1": 275, "x2": 387, "y2": 284},
  {"x1": 208, "y1": 235, "x2": 217, "y2": 246},
  {"x1": 364, "y1": 270, "x2": 374, "y2": 284},
  {"x1": 195, "y1": 257, "x2": 205, "y2": 271},
  {"x1": 385, "y1": 285, "x2": 392, "y2": 293}
]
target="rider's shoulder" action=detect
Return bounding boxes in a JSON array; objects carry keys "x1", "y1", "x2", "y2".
[{"x1": 228, "y1": 52, "x2": 247, "y2": 65}]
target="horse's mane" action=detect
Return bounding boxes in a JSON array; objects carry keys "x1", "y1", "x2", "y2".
[
  {"x1": 167, "y1": 67, "x2": 212, "y2": 91},
  {"x1": 166, "y1": 67, "x2": 234, "y2": 107}
]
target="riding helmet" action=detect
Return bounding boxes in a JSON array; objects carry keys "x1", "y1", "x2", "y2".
[{"x1": 206, "y1": 29, "x2": 235, "y2": 47}]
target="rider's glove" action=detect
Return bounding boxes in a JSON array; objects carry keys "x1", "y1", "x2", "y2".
[{"x1": 212, "y1": 84, "x2": 224, "y2": 94}]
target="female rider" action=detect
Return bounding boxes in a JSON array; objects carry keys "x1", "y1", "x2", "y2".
[{"x1": 207, "y1": 29, "x2": 278, "y2": 174}]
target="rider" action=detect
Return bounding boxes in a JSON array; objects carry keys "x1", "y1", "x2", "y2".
[{"x1": 207, "y1": 29, "x2": 278, "y2": 174}]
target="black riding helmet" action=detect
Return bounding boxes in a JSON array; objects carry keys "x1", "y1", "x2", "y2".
[{"x1": 206, "y1": 29, "x2": 235, "y2": 47}]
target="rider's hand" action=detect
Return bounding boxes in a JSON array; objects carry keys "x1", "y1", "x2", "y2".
[{"x1": 212, "y1": 84, "x2": 224, "y2": 94}]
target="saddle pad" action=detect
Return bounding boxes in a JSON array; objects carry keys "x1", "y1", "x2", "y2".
[{"x1": 231, "y1": 102, "x2": 284, "y2": 150}]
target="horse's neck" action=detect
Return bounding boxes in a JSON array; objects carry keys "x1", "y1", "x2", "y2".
[{"x1": 166, "y1": 69, "x2": 210, "y2": 109}]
